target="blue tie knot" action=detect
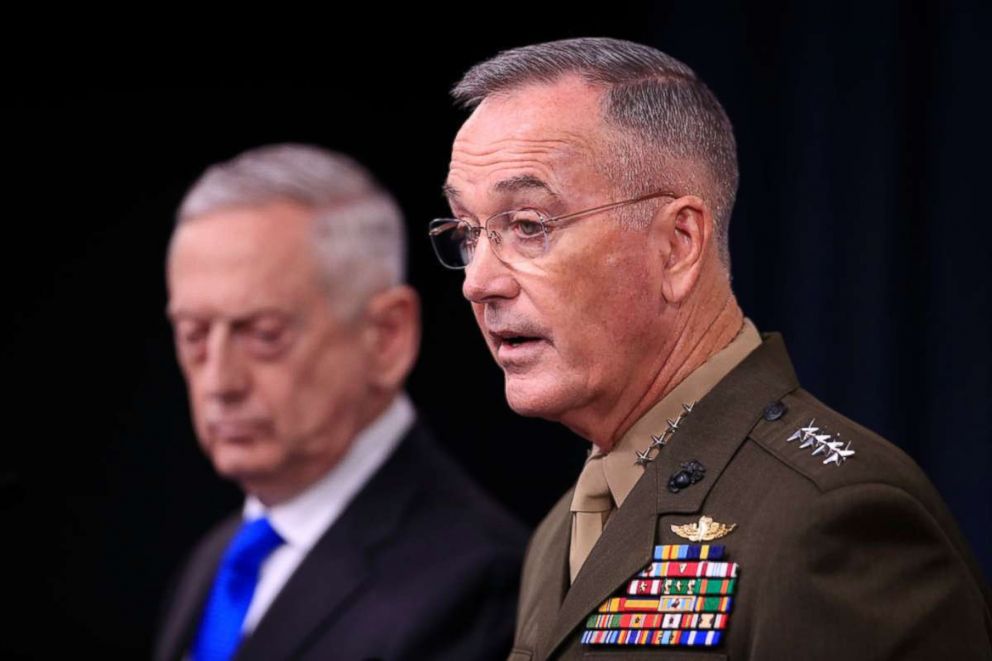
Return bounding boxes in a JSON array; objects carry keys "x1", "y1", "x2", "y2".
[
  {"x1": 192, "y1": 517, "x2": 285, "y2": 661},
  {"x1": 226, "y1": 517, "x2": 284, "y2": 575}
]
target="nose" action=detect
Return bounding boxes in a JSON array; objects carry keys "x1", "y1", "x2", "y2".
[
  {"x1": 462, "y1": 230, "x2": 520, "y2": 303},
  {"x1": 200, "y1": 326, "x2": 250, "y2": 403}
]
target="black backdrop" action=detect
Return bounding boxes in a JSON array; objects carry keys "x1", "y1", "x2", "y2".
[{"x1": 4, "y1": 3, "x2": 990, "y2": 657}]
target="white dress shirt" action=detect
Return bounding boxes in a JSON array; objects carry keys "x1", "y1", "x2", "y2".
[{"x1": 238, "y1": 393, "x2": 414, "y2": 633}]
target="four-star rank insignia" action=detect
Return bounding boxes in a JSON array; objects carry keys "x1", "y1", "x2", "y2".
[
  {"x1": 582, "y1": 542, "x2": 739, "y2": 648},
  {"x1": 786, "y1": 419, "x2": 855, "y2": 466}
]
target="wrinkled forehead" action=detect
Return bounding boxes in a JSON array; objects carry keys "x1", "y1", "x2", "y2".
[
  {"x1": 167, "y1": 202, "x2": 327, "y2": 315},
  {"x1": 454, "y1": 77, "x2": 607, "y2": 153},
  {"x1": 448, "y1": 77, "x2": 613, "y2": 206}
]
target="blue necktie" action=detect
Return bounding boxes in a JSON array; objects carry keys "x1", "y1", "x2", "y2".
[{"x1": 191, "y1": 517, "x2": 285, "y2": 661}]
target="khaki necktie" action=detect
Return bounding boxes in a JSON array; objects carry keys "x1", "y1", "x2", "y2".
[{"x1": 569, "y1": 451, "x2": 614, "y2": 583}]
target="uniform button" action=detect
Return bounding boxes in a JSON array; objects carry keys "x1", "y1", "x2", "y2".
[{"x1": 763, "y1": 401, "x2": 787, "y2": 421}]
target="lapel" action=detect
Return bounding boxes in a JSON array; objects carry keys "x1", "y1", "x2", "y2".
[
  {"x1": 234, "y1": 423, "x2": 428, "y2": 660},
  {"x1": 542, "y1": 334, "x2": 799, "y2": 658},
  {"x1": 156, "y1": 516, "x2": 240, "y2": 661},
  {"x1": 235, "y1": 423, "x2": 427, "y2": 661},
  {"x1": 517, "y1": 488, "x2": 573, "y2": 648}
]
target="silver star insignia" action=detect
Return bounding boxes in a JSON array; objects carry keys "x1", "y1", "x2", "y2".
[
  {"x1": 803, "y1": 432, "x2": 832, "y2": 450},
  {"x1": 815, "y1": 439, "x2": 840, "y2": 457},
  {"x1": 788, "y1": 419, "x2": 820, "y2": 443},
  {"x1": 639, "y1": 402, "x2": 695, "y2": 466},
  {"x1": 824, "y1": 441, "x2": 855, "y2": 465},
  {"x1": 810, "y1": 434, "x2": 834, "y2": 455},
  {"x1": 787, "y1": 420, "x2": 856, "y2": 466}
]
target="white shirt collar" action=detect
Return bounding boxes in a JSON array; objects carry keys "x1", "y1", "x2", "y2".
[{"x1": 243, "y1": 393, "x2": 415, "y2": 552}]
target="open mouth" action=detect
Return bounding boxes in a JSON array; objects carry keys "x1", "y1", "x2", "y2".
[
  {"x1": 492, "y1": 332, "x2": 548, "y2": 365},
  {"x1": 503, "y1": 335, "x2": 542, "y2": 348},
  {"x1": 487, "y1": 324, "x2": 549, "y2": 363}
]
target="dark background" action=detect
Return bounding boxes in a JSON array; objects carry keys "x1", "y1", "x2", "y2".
[{"x1": 4, "y1": 3, "x2": 990, "y2": 657}]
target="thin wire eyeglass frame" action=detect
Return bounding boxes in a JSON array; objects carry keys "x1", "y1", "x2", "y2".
[{"x1": 428, "y1": 190, "x2": 678, "y2": 270}]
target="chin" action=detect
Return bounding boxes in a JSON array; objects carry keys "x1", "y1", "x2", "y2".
[
  {"x1": 504, "y1": 375, "x2": 572, "y2": 421},
  {"x1": 208, "y1": 442, "x2": 278, "y2": 485}
]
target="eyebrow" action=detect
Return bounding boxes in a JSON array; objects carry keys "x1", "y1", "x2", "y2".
[
  {"x1": 493, "y1": 174, "x2": 560, "y2": 199},
  {"x1": 443, "y1": 175, "x2": 561, "y2": 205},
  {"x1": 166, "y1": 307, "x2": 292, "y2": 323},
  {"x1": 442, "y1": 182, "x2": 460, "y2": 203}
]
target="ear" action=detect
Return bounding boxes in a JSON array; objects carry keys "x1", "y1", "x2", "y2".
[
  {"x1": 656, "y1": 195, "x2": 711, "y2": 303},
  {"x1": 360, "y1": 285, "x2": 421, "y2": 392}
]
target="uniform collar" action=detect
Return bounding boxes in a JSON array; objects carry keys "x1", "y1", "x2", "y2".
[
  {"x1": 546, "y1": 331, "x2": 799, "y2": 659},
  {"x1": 600, "y1": 318, "x2": 762, "y2": 507}
]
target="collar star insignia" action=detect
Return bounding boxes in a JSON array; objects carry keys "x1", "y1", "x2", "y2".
[
  {"x1": 671, "y1": 515, "x2": 737, "y2": 541},
  {"x1": 634, "y1": 402, "x2": 695, "y2": 468}
]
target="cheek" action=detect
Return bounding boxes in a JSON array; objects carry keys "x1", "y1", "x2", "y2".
[
  {"x1": 243, "y1": 368, "x2": 297, "y2": 432},
  {"x1": 184, "y1": 375, "x2": 217, "y2": 433},
  {"x1": 548, "y1": 276, "x2": 657, "y2": 368},
  {"x1": 286, "y1": 348, "x2": 369, "y2": 428}
]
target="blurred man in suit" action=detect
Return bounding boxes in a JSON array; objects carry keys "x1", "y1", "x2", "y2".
[
  {"x1": 156, "y1": 143, "x2": 526, "y2": 661},
  {"x1": 430, "y1": 38, "x2": 991, "y2": 659}
]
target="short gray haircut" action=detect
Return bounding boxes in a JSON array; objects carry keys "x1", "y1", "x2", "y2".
[
  {"x1": 452, "y1": 37, "x2": 738, "y2": 268},
  {"x1": 175, "y1": 143, "x2": 406, "y2": 318}
]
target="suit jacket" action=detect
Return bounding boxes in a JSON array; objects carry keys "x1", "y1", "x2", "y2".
[
  {"x1": 155, "y1": 422, "x2": 527, "y2": 661},
  {"x1": 511, "y1": 333, "x2": 992, "y2": 660}
]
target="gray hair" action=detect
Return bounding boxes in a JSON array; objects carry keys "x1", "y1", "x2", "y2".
[
  {"x1": 452, "y1": 37, "x2": 738, "y2": 268},
  {"x1": 175, "y1": 143, "x2": 406, "y2": 318}
]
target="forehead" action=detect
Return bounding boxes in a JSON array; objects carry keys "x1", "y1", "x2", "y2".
[
  {"x1": 447, "y1": 76, "x2": 610, "y2": 208},
  {"x1": 167, "y1": 201, "x2": 325, "y2": 316}
]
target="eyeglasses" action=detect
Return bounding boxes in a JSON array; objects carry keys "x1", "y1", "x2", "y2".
[{"x1": 428, "y1": 191, "x2": 677, "y2": 269}]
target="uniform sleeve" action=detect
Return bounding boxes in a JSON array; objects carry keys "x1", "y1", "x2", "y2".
[{"x1": 749, "y1": 482, "x2": 992, "y2": 661}]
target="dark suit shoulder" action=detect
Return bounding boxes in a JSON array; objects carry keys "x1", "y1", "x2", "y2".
[
  {"x1": 166, "y1": 512, "x2": 240, "y2": 606},
  {"x1": 317, "y1": 423, "x2": 526, "y2": 661},
  {"x1": 396, "y1": 425, "x2": 529, "y2": 551},
  {"x1": 153, "y1": 513, "x2": 241, "y2": 661},
  {"x1": 191, "y1": 513, "x2": 241, "y2": 561}
]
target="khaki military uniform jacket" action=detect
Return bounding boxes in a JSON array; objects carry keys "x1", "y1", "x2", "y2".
[{"x1": 510, "y1": 333, "x2": 991, "y2": 660}]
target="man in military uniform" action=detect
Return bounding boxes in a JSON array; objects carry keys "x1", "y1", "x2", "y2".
[{"x1": 429, "y1": 38, "x2": 991, "y2": 659}]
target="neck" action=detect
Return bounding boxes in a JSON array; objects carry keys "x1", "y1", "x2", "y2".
[
  {"x1": 243, "y1": 389, "x2": 396, "y2": 507},
  {"x1": 566, "y1": 280, "x2": 743, "y2": 451}
]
